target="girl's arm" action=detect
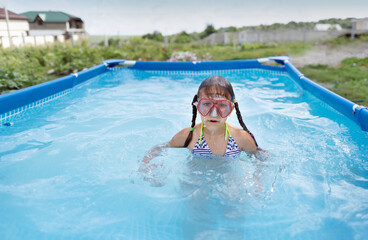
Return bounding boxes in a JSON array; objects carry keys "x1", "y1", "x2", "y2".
[
  {"x1": 142, "y1": 142, "x2": 170, "y2": 164},
  {"x1": 233, "y1": 128, "x2": 258, "y2": 152},
  {"x1": 139, "y1": 142, "x2": 169, "y2": 175},
  {"x1": 169, "y1": 127, "x2": 191, "y2": 148},
  {"x1": 141, "y1": 127, "x2": 191, "y2": 165},
  {"x1": 138, "y1": 127, "x2": 193, "y2": 185}
]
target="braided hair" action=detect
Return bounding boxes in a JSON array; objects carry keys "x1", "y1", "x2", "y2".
[
  {"x1": 183, "y1": 76, "x2": 258, "y2": 148},
  {"x1": 234, "y1": 100, "x2": 258, "y2": 147},
  {"x1": 183, "y1": 94, "x2": 198, "y2": 147}
]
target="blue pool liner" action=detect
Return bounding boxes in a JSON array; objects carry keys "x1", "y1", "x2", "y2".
[{"x1": 0, "y1": 57, "x2": 367, "y2": 131}]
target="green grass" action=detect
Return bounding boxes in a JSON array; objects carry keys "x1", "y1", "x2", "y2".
[
  {"x1": 0, "y1": 41, "x2": 105, "y2": 93},
  {"x1": 322, "y1": 32, "x2": 368, "y2": 48},
  {"x1": 300, "y1": 57, "x2": 368, "y2": 106}
]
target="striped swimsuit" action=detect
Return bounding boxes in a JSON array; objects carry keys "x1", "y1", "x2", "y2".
[{"x1": 192, "y1": 123, "x2": 241, "y2": 157}]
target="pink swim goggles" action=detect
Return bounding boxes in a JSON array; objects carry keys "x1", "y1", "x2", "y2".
[{"x1": 194, "y1": 98, "x2": 234, "y2": 118}]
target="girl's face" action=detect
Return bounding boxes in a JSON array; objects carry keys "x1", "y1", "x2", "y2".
[{"x1": 197, "y1": 89, "x2": 234, "y2": 128}]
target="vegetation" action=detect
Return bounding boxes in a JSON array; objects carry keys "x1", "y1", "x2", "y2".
[
  {"x1": 173, "y1": 31, "x2": 194, "y2": 44},
  {"x1": 296, "y1": 33, "x2": 368, "y2": 106},
  {"x1": 88, "y1": 35, "x2": 132, "y2": 45},
  {"x1": 300, "y1": 58, "x2": 368, "y2": 106},
  {"x1": 200, "y1": 24, "x2": 217, "y2": 39},
  {"x1": 0, "y1": 40, "x2": 297, "y2": 93},
  {"x1": 241, "y1": 18, "x2": 354, "y2": 31},
  {"x1": 317, "y1": 18, "x2": 354, "y2": 29},
  {"x1": 142, "y1": 31, "x2": 164, "y2": 42}
]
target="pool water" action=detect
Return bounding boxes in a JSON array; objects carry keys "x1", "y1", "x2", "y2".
[{"x1": 1, "y1": 68, "x2": 368, "y2": 239}]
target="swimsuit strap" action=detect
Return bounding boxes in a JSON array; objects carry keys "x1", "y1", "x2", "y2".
[
  {"x1": 225, "y1": 122, "x2": 232, "y2": 140},
  {"x1": 199, "y1": 122, "x2": 231, "y2": 145},
  {"x1": 199, "y1": 122, "x2": 204, "y2": 145}
]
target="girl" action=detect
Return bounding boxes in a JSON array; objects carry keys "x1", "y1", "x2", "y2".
[{"x1": 143, "y1": 76, "x2": 259, "y2": 163}]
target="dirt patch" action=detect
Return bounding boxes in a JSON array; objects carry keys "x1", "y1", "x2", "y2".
[{"x1": 290, "y1": 41, "x2": 368, "y2": 67}]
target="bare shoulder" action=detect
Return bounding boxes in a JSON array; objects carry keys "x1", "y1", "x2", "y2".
[
  {"x1": 228, "y1": 124, "x2": 258, "y2": 151},
  {"x1": 169, "y1": 124, "x2": 201, "y2": 148}
]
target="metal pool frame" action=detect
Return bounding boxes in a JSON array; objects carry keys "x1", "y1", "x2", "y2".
[{"x1": 1, "y1": 56, "x2": 367, "y2": 131}]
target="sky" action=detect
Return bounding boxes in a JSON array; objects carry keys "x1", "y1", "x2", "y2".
[{"x1": 2, "y1": 0, "x2": 368, "y2": 36}]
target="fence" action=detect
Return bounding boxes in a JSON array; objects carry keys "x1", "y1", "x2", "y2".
[
  {"x1": 204, "y1": 29, "x2": 367, "y2": 45},
  {"x1": 0, "y1": 34, "x2": 83, "y2": 48}
]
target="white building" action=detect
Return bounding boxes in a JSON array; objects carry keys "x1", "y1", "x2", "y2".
[
  {"x1": 352, "y1": 18, "x2": 368, "y2": 30},
  {"x1": 21, "y1": 11, "x2": 86, "y2": 39},
  {"x1": 314, "y1": 24, "x2": 342, "y2": 31},
  {"x1": 0, "y1": 9, "x2": 86, "y2": 48},
  {"x1": 0, "y1": 8, "x2": 29, "y2": 37}
]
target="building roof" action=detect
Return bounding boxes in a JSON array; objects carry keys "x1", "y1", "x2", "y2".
[
  {"x1": 0, "y1": 8, "x2": 29, "y2": 20},
  {"x1": 21, "y1": 11, "x2": 82, "y2": 23}
]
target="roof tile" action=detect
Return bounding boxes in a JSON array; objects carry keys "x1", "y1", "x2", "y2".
[
  {"x1": 0, "y1": 8, "x2": 29, "y2": 20},
  {"x1": 21, "y1": 11, "x2": 81, "y2": 23}
]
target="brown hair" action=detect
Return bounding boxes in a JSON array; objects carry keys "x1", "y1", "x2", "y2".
[{"x1": 183, "y1": 76, "x2": 258, "y2": 147}]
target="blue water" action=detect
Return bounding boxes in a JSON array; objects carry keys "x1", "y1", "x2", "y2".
[{"x1": 0, "y1": 68, "x2": 368, "y2": 239}]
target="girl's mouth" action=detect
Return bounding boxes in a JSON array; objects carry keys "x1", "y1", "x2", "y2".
[{"x1": 207, "y1": 119, "x2": 219, "y2": 124}]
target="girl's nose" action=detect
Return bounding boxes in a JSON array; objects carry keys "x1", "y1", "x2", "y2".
[{"x1": 209, "y1": 107, "x2": 219, "y2": 117}]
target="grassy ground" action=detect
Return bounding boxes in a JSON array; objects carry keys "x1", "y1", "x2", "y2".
[
  {"x1": 0, "y1": 35, "x2": 367, "y2": 106},
  {"x1": 297, "y1": 35, "x2": 368, "y2": 106},
  {"x1": 300, "y1": 58, "x2": 368, "y2": 106}
]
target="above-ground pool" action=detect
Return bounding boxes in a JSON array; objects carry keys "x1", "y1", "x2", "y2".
[{"x1": 0, "y1": 57, "x2": 368, "y2": 239}]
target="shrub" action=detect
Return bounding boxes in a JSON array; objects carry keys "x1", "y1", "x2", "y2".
[
  {"x1": 142, "y1": 31, "x2": 164, "y2": 42},
  {"x1": 173, "y1": 31, "x2": 193, "y2": 44}
]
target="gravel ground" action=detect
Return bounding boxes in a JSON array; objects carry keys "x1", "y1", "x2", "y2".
[{"x1": 289, "y1": 41, "x2": 368, "y2": 67}]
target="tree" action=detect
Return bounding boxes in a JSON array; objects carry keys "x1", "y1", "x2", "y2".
[
  {"x1": 200, "y1": 24, "x2": 216, "y2": 39},
  {"x1": 223, "y1": 26, "x2": 237, "y2": 32},
  {"x1": 142, "y1": 31, "x2": 164, "y2": 42}
]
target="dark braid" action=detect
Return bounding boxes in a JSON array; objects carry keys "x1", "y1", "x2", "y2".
[
  {"x1": 184, "y1": 94, "x2": 198, "y2": 147},
  {"x1": 234, "y1": 102, "x2": 259, "y2": 147}
]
